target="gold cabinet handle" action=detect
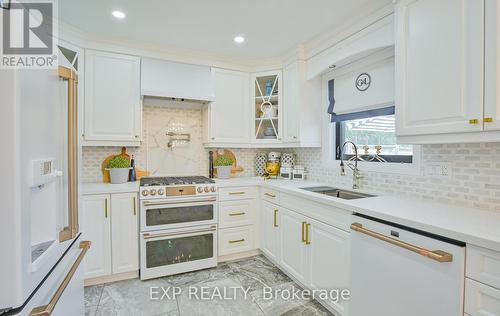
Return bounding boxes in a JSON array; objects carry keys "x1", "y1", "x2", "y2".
[
  {"x1": 229, "y1": 192, "x2": 245, "y2": 195},
  {"x1": 30, "y1": 241, "x2": 91, "y2": 316},
  {"x1": 273, "y1": 209, "x2": 278, "y2": 227},
  {"x1": 229, "y1": 238, "x2": 245, "y2": 244},
  {"x1": 484, "y1": 117, "x2": 493, "y2": 123},
  {"x1": 469, "y1": 119, "x2": 479, "y2": 125},
  {"x1": 301, "y1": 221, "x2": 306, "y2": 242},
  {"x1": 265, "y1": 193, "x2": 276, "y2": 198},
  {"x1": 104, "y1": 198, "x2": 108, "y2": 218},
  {"x1": 305, "y1": 223, "x2": 311, "y2": 245},
  {"x1": 350, "y1": 223, "x2": 453, "y2": 263},
  {"x1": 229, "y1": 212, "x2": 246, "y2": 216},
  {"x1": 133, "y1": 197, "x2": 137, "y2": 216}
]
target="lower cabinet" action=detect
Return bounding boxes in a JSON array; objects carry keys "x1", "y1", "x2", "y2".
[
  {"x1": 265, "y1": 204, "x2": 350, "y2": 315},
  {"x1": 82, "y1": 192, "x2": 139, "y2": 280},
  {"x1": 261, "y1": 200, "x2": 281, "y2": 262},
  {"x1": 280, "y1": 208, "x2": 308, "y2": 285},
  {"x1": 308, "y1": 218, "x2": 350, "y2": 315}
]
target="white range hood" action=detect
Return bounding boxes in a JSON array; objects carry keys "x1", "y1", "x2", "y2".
[{"x1": 141, "y1": 57, "x2": 215, "y2": 102}]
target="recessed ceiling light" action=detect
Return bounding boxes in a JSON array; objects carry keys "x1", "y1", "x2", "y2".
[
  {"x1": 234, "y1": 36, "x2": 245, "y2": 44},
  {"x1": 112, "y1": 10, "x2": 126, "y2": 19}
]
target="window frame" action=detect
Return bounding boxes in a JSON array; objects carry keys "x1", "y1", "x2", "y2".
[{"x1": 321, "y1": 70, "x2": 422, "y2": 175}]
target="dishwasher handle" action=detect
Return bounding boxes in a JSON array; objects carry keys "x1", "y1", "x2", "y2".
[{"x1": 350, "y1": 223, "x2": 453, "y2": 263}]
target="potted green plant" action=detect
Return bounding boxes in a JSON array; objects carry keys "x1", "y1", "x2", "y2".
[
  {"x1": 106, "y1": 156, "x2": 131, "y2": 184},
  {"x1": 214, "y1": 155, "x2": 233, "y2": 179}
]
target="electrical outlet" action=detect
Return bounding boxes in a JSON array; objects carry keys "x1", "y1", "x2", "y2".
[{"x1": 425, "y1": 162, "x2": 452, "y2": 178}]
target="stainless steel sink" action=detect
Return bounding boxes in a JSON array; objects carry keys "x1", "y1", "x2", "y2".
[{"x1": 300, "y1": 186, "x2": 374, "y2": 200}]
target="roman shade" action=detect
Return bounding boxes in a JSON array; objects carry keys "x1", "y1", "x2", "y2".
[{"x1": 328, "y1": 56, "x2": 395, "y2": 122}]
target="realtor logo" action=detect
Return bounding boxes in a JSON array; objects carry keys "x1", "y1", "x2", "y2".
[{"x1": 1, "y1": 0, "x2": 58, "y2": 69}]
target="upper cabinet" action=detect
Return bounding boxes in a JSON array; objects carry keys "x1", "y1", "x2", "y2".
[
  {"x1": 252, "y1": 70, "x2": 283, "y2": 143},
  {"x1": 141, "y1": 58, "x2": 214, "y2": 101},
  {"x1": 84, "y1": 50, "x2": 141, "y2": 146},
  {"x1": 484, "y1": 0, "x2": 500, "y2": 132},
  {"x1": 204, "y1": 68, "x2": 250, "y2": 144},
  {"x1": 283, "y1": 61, "x2": 322, "y2": 146},
  {"x1": 395, "y1": 0, "x2": 500, "y2": 143}
]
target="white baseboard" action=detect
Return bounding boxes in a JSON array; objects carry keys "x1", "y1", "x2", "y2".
[{"x1": 84, "y1": 270, "x2": 139, "y2": 287}]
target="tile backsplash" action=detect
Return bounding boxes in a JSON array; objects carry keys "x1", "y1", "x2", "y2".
[
  {"x1": 81, "y1": 105, "x2": 499, "y2": 212},
  {"x1": 293, "y1": 143, "x2": 500, "y2": 213}
]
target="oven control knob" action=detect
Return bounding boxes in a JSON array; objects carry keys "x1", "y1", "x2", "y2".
[
  {"x1": 210, "y1": 187, "x2": 216, "y2": 192},
  {"x1": 157, "y1": 189, "x2": 165, "y2": 196},
  {"x1": 204, "y1": 186, "x2": 210, "y2": 193},
  {"x1": 150, "y1": 189, "x2": 157, "y2": 196},
  {"x1": 141, "y1": 190, "x2": 149, "y2": 197},
  {"x1": 197, "y1": 187, "x2": 203, "y2": 193}
]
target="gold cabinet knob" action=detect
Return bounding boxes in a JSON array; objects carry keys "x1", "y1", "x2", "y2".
[
  {"x1": 484, "y1": 117, "x2": 493, "y2": 123},
  {"x1": 469, "y1": 119, "x2": 479, "y2": 125}
]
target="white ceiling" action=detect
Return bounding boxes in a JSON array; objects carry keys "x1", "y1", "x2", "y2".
[{"x1": 60, "y1": 0, "x2": 392, "y2": 60}]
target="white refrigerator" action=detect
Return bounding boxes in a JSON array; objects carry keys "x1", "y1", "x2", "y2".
[{"x1": 0, "y1": 42, "x2": 88, "y2": 315}]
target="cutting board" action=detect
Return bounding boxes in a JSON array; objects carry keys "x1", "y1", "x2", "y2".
[
  {"x1": 213, "y1": 149, "x2": 244, "y2": 176},
  {"x1": 101, "y1": 147, "x2": 130, "y2": 183}
]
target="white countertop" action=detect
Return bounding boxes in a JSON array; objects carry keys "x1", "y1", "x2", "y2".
[
  {"x1": 82, "y1": 181, "x2": 140, "y2": 195},
  {"x1": 217, "y1": 177, "x2": 500, "y2": 252}
]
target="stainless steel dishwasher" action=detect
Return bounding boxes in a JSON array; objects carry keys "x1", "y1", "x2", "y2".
[{"x1": 350, "y1": 214, "x2": 466, "y2": 316}]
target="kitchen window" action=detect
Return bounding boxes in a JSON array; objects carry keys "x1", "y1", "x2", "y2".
[
  {"x1": 334, "y1": 114, "x2": 413, "y2": 163},
  {"x1": 322, "y1": 53, "x2": 420, "y2": 174}
]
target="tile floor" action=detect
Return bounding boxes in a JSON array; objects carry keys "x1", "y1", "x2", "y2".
[{"x1": 84, "y1": 255, "x2": 333, "y2": 316}]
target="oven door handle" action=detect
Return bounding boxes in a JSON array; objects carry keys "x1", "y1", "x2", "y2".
[
  {"x1": 142, "y1": 225, "x2": 217, "y2": 239},
  {"x1": 143, "y1": 198, "x2": 216, "y2": 207}
]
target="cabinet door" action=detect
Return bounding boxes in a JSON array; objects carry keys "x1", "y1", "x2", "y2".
[
  {"x1": 81, "y1": 195, "x2": 111, "y2": 279},
  {"x1": 260, "y1": 201, "x2": 280, "y2": 262},
  {"x1": 485, "y1": 0, "x2": 500, "y2": 131},
  {"x1": 283, "y1": 62, "x2": 300, "y2": 142},
  {"x1": 252, "y1": 70, "x2": 283, "y2": 143},
  {"x1": 308, "y1": 218, "x2": 350, "y2": 315},
  {"x1": 110, "y1": 193, "x2": 139, "y2": 274},
  {"x1": 84, "y1": 50, "x2": 141, "y2": 144},
  {"x1": 209, "y1": 68, "x2": 250, "y2": 143},
  {"x1": 395, "y1": 0, "x2": 484, "y2": 136},
  {"x1": 280, "y1": 208, "x2": 308, "y2": 285}
]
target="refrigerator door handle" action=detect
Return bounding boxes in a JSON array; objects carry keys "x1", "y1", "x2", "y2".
[
  {"x1": 350, "y1": 223, "x2": 453, "y2": 263},
  {"x1": 29, "y1": 241, "x2": 91, "y2": 316},
  {"x1": 58, "y1": 66, "x2": 79, "y2": 242}
]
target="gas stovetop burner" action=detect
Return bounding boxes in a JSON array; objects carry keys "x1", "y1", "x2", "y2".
[{"x1": 140, "y1": 176, "x2": 215, "y2": 187}]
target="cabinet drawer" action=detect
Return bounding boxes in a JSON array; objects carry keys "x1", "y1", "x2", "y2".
[
  {"x1": 218, "y1": 186, "x2": 257, "y2": 201},
  {"x1": 465, "y1": 278, "x2": 500, "y2": 316},
  {"x1": 218, "y1": 226, "x2": 255, "y2": 256},
  {"x1": 261, "y1": 188, "x2": 280, "y2": 204},
  {"x1": 467, "y1": 245, "x2": 500, "y2": 289},
  {"x1": 219, "y1": 199, "x2": 256, "y2": 228}
]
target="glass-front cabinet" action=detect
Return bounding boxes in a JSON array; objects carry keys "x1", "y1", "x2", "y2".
[{"x1": 252, "y1": 70, "x2": 283, "y2": 143}]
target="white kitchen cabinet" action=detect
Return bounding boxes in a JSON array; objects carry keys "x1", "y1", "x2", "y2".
[
  {"x1": 110, "y1": 193, "x2": 139, "y2": 274},
  {"x1": 81, "y1": 194, "x2": 111, "y2": 279},
  {"x1": 84, "y1": 50, "x2": 141, "y2": 146},
  {"x1": 82, "y1": 192, "x2": 139, "y2": 281},
  {"x1": 260, "y1": 201, "x2": 280, "y2": 262},
  {"x1": 465, "y1": 278, "x2": 500, "y2": 316},
  {"x1": 280, "y1": 208, "x2": 308, "y2": 285},
  {"x1": 395, "y1": 0, "x2": 484, "y2": 137},
  {"x1": 485, "y1": 0, "x2": 500, "y2": 131},
  {"x1": 205, "y1": 68, "x2": 250, "y2": 144},
  {"x1": 252, "y1": 70, "x2": 283, "y2": 144},
  {"x1": 282, "y1": 61, "x2": 321, "y2": 146},
  {"x1": 308, "y1": 218, "x2": 350, "y2": 315}
]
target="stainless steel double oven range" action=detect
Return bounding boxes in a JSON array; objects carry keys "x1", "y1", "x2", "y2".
[{"x1": 139, "y1": 176, "x2": 218, "y2": 280}]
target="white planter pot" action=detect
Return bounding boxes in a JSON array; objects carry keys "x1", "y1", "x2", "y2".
[
  {"x1": 216, "y1": 166, "x2": 232, "y2": 179},
  {"x1": 107, "y1": 168, "x2": 131, "y2": 184}
]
